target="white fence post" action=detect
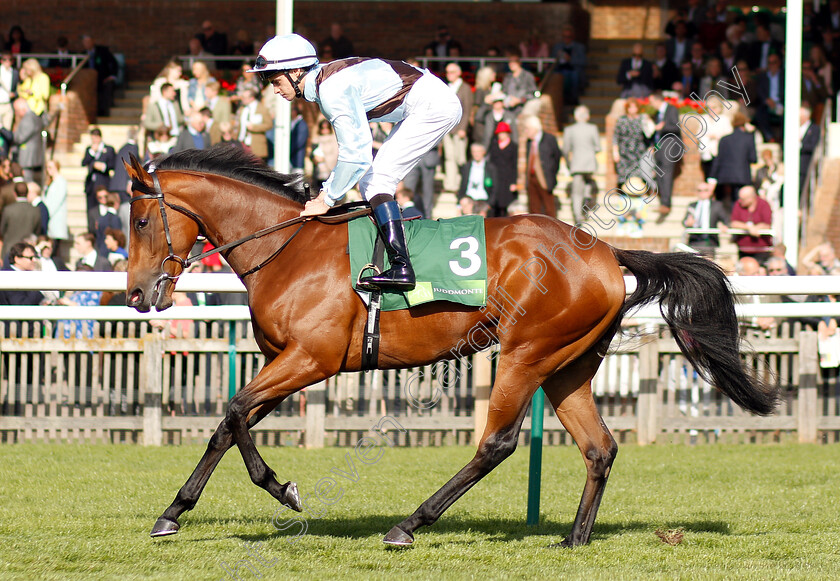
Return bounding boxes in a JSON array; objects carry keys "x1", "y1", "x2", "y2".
[
  {"x1": 798, "y1": 330, "x2": 819, "y2": 444},
  {"x1": 142, "y1": 334, "x2": 164, "y2": 446},
  {"x1": 305, "y1": 381, "x2": 326, "y2": 449}
]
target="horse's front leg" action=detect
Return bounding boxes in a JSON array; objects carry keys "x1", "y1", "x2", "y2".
[
  {"x1": 227, "y1": 347, "x2": 329, "y2": 512},
  {"x1": 150, "y1": 400, "x2": 284, "y2": 537}
]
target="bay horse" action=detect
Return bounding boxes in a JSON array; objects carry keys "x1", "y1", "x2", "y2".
[{"x1": 125, "y1": 147, "x2": 777, "y2": 546}]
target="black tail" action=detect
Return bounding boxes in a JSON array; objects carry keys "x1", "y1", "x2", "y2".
[{"x1": 614, "y1": 248, "x2": 779, "y2": 416}]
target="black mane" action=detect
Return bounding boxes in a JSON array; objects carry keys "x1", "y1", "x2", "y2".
[{"x1": 152, "y1": 145, "x2": 308, "y2": 204}]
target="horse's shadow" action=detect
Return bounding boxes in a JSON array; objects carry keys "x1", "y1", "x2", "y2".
[{"x1": 181, "y1": 513, "x2": 731, "y2": 545}]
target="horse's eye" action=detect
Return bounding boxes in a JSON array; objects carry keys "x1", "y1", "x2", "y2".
[{"x1": 135, "y1": 218, "x2": 149, "y2": 230}]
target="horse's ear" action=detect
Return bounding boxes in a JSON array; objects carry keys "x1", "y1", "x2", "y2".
[{"x1": 126, "y1": 153, "x2": 149, "y2": 184}]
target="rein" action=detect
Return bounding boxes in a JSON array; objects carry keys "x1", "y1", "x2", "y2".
[{"x1": 130, "y1": 173, "x2": 308, "y2": 288}]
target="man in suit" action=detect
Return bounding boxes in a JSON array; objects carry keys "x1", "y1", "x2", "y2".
[
  {"x1": 401, "y1": 148, "x2": 439, "y2": 220},
  {"x1": 237, "y1": 88, "x2": 272, "y2": 161},
  {"x1": 110, "y1": 126, "x2": 139, "y2": 201},
  {"x1": 86, "y1": 185, "x2": 122, "y2": 254},
  {"x1": 753, "y1": 53, "x2": 784, "y2": 142},
  {"x1": 172, "y1": 111, "x2": 211, "y2": 153},
  {"x1": 0, "y1": 52, "x2": 19, "y2": 131},
  {"x1": 82, "y1": 127, "x2": 116, "y2": 211},
  {"x1": 746, "y1": 24, "x2": 782, "y2": 73},
  {"x1": 616, "y1": 43, "x2": 654, "y2": 98},
  {"x1": 800, "y1": 106, "x2": 821, "y2": 191},
  {"x1": 709, "y1": 112, "x2": 757, "y2": 208},
  {"x1": 665, "y1": 21, "x2": 692, "y2": 68},
  {"x1": 442, "y1": 63, "x2": 473, "y2": 192},
  {"x1": 1, "y1": 241, "x2": 41, "y2": 289},
  {"x1": 649, "y1": 91, "x2": 680, "y2": 218},
  {"x1": 82, "y1": 34, "x2": 119, "y2": 117},
  {"x1": 522, "y1": 115, "x2": 562, "y2": 217},
  {"x1": 395, "y1": 187, "x2": 423, "y2": 219},
  {"x1": 457, "y1": 143, "x2": 497, "y2": 209},
  {"x1": 204, "y1": 81, "x2": 231, "y2": 127},
  {"x1": 801, "y1": 60, "x2": 829, "y2": 111},
  {"x1": 676, "y1": 61, "x2": 699, "y2": 98},
  {"x1": 563, "y1": 105, "x2": 601, "y2": 224},
  {"x1": 73, "y1": 232, "x2": 112, "y2": 272},
  {"x1": 550, "y1": 25, "x2": 587, "y2": 105},
  {"x1": 10, "y1": 98, "x2": 47, "y2": 184},
  {"x1": 652, "y1": 42, "x2": 679, "y2": 92},
  {"x1": 0, "y1": 181, "x2": 42, "y2": 254},
  {"x1": 142, "y1": 83, "x2": 184, "y2": 138},
  {"x1": 683, "y1": 181, "x2": 729, "y2": 257}
]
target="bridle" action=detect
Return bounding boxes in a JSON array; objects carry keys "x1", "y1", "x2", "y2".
[{"x1": 130, "y1": 169, "x2": 308, "y2": 298}]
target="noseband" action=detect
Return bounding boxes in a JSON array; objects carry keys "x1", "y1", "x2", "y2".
[{"x1": 130, "y1": 170, "x2": 309, "y2": 291}]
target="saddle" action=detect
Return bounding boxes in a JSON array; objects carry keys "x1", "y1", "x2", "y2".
[{"x1": 315, "y1": 201, "x2": 371, "y2": 224}]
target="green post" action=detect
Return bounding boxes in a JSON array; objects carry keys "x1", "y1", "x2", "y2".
[
  {"x1": 527, "y1": 388, "x2": 545, "y2": 526},
  {"x1": 228, "y1": 320, "x2": 237, "y2": 400}
]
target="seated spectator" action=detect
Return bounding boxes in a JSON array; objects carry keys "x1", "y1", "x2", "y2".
[
  {"x1": 204, "y1": 80, "x2": 232, "y2": 127},
  {"x1": 730, "y1": 185, "x2": 773, "y2": 263},
  {"x1": 185, "y1": 61, "x2": 216, "y2": 116},
  {"x1": 801, "y1": 242, "x2": 840, "y2": 275},
  {"x1": 321, "y1": 23, "x2": 355, "y2": 60},
  {"x1": 395, "y1": 188, "x2": 422, "y2": 219},
  {"x1": 230, "y1": 29, "x2": 255, "y2": 61},
  {"x1": 147, "y1": 127, "x2": 176, "y2": 159},
  {"x1": 187, "y1": 37, "x2": 211, "y2": 65},
  {"x1": 216, "y1": 121, "x2": 243, "y2": 149},
  {"x1": 231, "y1": 62, "x2": 262, "y2": 110},
  {"x1": 688, "y1": 42, "x2": 706, "y2": 76},
  {"x1": 73, "y1": 232, "x2": 112, "y2": 272},
  {"x1": 683, "y1": 181, "x2": 729, "y2": 257},
  {"x1": 423, "y1": 26, "x2": 462, "y2": 72},
  {"x1": 652, "y1": 42, "x2": 679, "y2": 92},
  {"x1": 675, "y1": 60, "x2": 699, "y2": 99},
  {"x1": 57, "y1": 263, "x2": 103, "y2": 339},
  {"x1": 196, "y1": 20, "x2": 228, "y2": 57},
  {"x1": 459, "y1": 196, "x2": 490, "y2": 217},
  {"x1": 149, "y1": 61, "x2": 188, "y2": 106},
  {"x1": 501, "y1": 51, "x2": 537, "y2": 116},
  {"x1": 5, "y1": 25, "x2": 33, "y2": 56},
  {"x1": 698, "y1": 58, "x2": 728, "y2": 98},
  {"x1": 103, "y1": 227, "x2": 128, "y2": 265},
  {"x1": 172, "y1": 111, "x2": 210, "y2": 153}
]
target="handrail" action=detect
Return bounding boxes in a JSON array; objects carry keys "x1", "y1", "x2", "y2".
[
  {"x1": 13, "y1": 52, "x2": 87, "y2": 70},
  {"x1": 178, "y1": 54, "x2": 255, "y2": 70},
  {"x1": 59, "y1": 55, "x2": 91, "y2": 99},
  {"x1": 414, "y1": 55, "x2": 556, "y2": 74}
]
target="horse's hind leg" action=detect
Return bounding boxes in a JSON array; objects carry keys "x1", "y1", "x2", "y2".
[
  {"x1": 383, "y1": 362, "x2": 538, "y2": 546},
  {"x1": 150, "y1": 399, "x2": 290, "y2": 537},
  {"x1": 541, "y1": 348, "x2": 617, "y2": 547}
]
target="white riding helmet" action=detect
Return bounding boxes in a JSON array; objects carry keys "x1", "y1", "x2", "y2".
[{"x1": 248, "y1": 34, "x2": 319, "y2": 82}]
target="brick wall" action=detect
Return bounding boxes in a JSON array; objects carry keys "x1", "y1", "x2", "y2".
[
  {"x1": 5, "y1": 1, "x2": 589, "y2": 80},
  {"x1": 805, "y1": 159, "x2": 840, "y2": 265}
]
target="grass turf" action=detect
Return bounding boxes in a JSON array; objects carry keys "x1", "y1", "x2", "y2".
[{"x1": 0, "y1": 443, "x2": 838, "y2": 580}]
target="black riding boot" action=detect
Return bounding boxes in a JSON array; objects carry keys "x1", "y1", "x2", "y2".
[{"x1": 358, "y1": 199, "x2": 415, "y2": 292}]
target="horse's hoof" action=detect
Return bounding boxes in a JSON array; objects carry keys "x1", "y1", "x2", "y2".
[
  {"x1": 150, "y1": 517, "x2": 180, "y2": 538},
  {"x1": 383, "y1": 526, "x2": 414, "y2": 547},
  {"x1": 281, "y1": 481, "x2": 302, "y2": 512}
]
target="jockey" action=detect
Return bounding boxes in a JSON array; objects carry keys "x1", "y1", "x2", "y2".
[{"x1": 250, "y1": 34, "x2": 462, "y2": 292}]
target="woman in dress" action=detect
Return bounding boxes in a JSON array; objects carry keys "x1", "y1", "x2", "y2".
[
  {"x1": 43, "y1": 160, "x2": 69, "y2": 255},
  {"x1": 612, "y1": 98, "x2": 649, "y2": 190},
  {"x1": 185, "y1": 60, "x2": 215, "y2": 116}
]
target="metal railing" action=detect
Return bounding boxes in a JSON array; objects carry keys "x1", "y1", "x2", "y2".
[{"x1": 13, "y1": 52, "x2": 87, "y2": 70}]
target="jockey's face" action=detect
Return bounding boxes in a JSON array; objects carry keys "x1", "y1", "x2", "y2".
[{"x1": 269, "y1": 70, "x2": 304, "y2": 101}]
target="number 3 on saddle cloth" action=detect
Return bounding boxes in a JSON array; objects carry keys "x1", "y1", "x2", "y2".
[
  {"x1": 348, "y1": 214, "x2": 488, "y2": 311},
  {"x1": 349, "y1": 214, "x2": 488, "y2": 370}
]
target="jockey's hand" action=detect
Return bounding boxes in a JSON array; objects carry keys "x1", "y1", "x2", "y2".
[{"x1": 300, "y1": 192, "x2": 331, "y2": 217}]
